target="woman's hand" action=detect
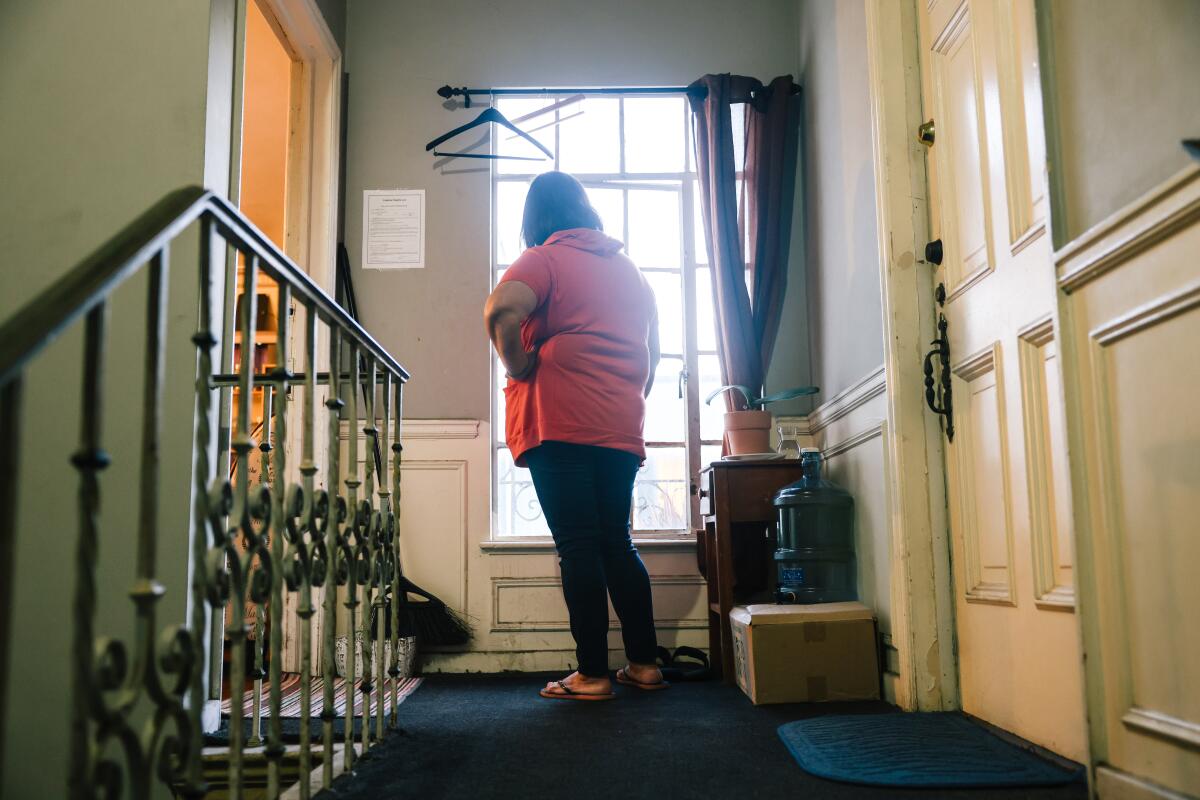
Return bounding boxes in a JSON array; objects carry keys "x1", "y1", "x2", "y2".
[
  {"x1": 484, "y1": 280, "x2": 540, "y2": 379},
  {"x1": 506, "y1": 343, "x2": 539, "y2": 381}
]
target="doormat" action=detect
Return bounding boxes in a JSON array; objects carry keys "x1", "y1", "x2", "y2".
[
  {"x1": 778, "y1": 712, "x2": 1085, "y2": 789},
  {"x1": 221, "y1": 674, "x2": 422, "y2": 719}
]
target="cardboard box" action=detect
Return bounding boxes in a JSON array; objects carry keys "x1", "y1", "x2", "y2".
[{"x1": 730, "y1": 601, "x2": 879, "y2": 705}]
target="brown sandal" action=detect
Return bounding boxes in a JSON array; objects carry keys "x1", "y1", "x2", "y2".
[
  {"x1": 616, "y1": 667, "x2": 670, "y2": 691},
  {"x1": 539, "y1": 680, "x2": 616, "y2": 701}
]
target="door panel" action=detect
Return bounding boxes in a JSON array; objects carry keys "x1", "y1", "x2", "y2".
[
  {"x1": 951, "y1": 343, "x2": 1015, "y2": 603},
  {"x1": 919, "y1": 0, "x2": 1087, "y2": 761},
  {"x1": 1018, "y1": 322, "x2": 1074, "y2": 607},
  {"x1": 1059, "y1": 187, "x2": 1200, "y2": 793},
  {"x1": 1100, "y1": 306, "x2": 1200, "y2": 733},
  {"x1": 929, "y1": 1, "x2": 993, "y2": 294}
]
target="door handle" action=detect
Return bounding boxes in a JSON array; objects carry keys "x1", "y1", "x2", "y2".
[
  {"x1": 925, "y1": 239, "x2": 943, "y2": 265},
  {"x1": 923, "y1": 313, "x2": 954, "y2": 442}
]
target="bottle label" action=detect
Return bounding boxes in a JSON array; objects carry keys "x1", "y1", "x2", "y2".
[{"x1": 780, "y1": 567, "x2": 805, "y2": 585}]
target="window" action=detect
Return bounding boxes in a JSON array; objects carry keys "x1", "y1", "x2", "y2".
[{"x1": 492, "y1": 93, "x2": 746, "y2": 538}]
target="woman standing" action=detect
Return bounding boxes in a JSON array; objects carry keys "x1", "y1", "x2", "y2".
[{"x1": 484, "y1": 171, "x2": 667, "y2": 700}]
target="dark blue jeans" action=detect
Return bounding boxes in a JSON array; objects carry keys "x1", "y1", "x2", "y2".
[{"x1": 524, "y1": 441, "x2": 659, "y2": 678}]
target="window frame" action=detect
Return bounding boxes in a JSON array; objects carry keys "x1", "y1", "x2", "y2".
[{"x1": 489, "y1": 91, "x2": 733, "y2": 541}]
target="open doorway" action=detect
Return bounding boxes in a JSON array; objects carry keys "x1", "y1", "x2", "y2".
[
  {"x1": 212, "y1": 0, "x2": 343, "y2": 726},
  {"x1": 222, "y1": 0, "x2": 293, "y2": 710}
]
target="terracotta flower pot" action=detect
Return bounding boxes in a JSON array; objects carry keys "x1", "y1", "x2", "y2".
[{"x1": 724, "y1": 410, "x2": 773, "y2": 455}]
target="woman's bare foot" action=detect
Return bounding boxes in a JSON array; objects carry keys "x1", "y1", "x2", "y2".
[
  {"x1": 541, "y1": 670, "x2": 613, "y2": 698},
  {"x1": 616, "y1": 662, "x2": 668, "y2": 690}
]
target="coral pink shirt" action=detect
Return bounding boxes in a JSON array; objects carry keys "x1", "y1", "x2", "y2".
[{"x1": 500, "y1": 228, "x2": 657, "y2": 466}]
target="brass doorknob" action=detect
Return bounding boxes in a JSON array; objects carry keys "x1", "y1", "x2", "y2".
[{"x1": 918, "y1": 119, "x2": 935, "y2": 147}]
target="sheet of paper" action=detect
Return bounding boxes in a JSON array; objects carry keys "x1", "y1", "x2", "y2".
[{"x1": 362, "y1": 189, "x2": 425, "y2": 269}]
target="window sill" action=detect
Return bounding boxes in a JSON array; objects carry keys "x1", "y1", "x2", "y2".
[{"x1": 480, "y1": 535, "x2": 696, "y2": 554}]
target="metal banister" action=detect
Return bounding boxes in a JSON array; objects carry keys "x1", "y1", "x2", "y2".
[
  {"x1": 0, "y1": 186, "x2": 414, "y2": 800},
  {"x1": 0, "y1": 186, "x2": 409, "y2": 388}
]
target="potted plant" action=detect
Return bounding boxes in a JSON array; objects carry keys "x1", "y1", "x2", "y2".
[{"x1": 704, "y1": 384, "x2": 819, "y2": 455}]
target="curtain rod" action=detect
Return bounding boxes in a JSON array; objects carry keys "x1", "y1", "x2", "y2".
[
  {"x1": 438, "y1": 85, "x2": 694, "y2": 97},
  {"x1": 437, "y1": 85, "x2": 697, "y2": 106},
  {"x1": 436, "y1": 83, "x2": 799, "y2": 107}
]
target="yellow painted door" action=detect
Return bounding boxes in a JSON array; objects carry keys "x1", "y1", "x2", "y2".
[{"x1": 917, "y1": 0, "x2": 1087, "y2": 761}]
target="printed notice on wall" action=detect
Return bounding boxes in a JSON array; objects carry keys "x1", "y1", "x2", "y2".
[{"x1": 362, "y1": 189, "x2": 425, "y2": 269}]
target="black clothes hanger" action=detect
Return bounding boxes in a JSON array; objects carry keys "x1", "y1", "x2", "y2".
[{"x1": 425, "y1": 106, "x2": 554, "y2": 161}]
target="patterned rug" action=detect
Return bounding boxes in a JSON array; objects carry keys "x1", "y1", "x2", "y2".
[{"x1": 222, "y1": 674, "x2": 422, "y2": 718}]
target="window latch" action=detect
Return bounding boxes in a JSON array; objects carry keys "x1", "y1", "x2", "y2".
[{"x1": 677, "y1": 367, "x2": 688, "y2": 399}]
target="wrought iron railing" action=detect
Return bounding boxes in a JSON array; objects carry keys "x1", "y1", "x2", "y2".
[{"x1": 0, "y1": 186, "x2": 412, "y2": 799}]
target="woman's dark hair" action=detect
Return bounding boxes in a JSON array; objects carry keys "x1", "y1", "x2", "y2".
[{"x1": 521, "y1": 171, "x2": 603, "y2": 248}]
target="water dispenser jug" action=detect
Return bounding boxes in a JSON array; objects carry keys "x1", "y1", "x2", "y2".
[{"x1": 772, "y1": 447, "x2": 856, "y2": 603}]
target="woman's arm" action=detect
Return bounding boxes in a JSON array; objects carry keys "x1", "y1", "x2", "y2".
[
  {"x1": 645, "y1": 302, "x2": 661, "y2": 398},
  {"x1": 484, "y1": 280, "x2": 540, "y2": 380}
]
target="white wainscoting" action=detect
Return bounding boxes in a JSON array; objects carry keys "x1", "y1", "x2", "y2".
[
  {"x1": 346, "y1": 420, "x2": 708, "y2": 674},
  {"x1": 1055, "y1": 165, "x2": 1200, "y2": 797},
  {"x1": 802, "y1": 367, "x2": 899, "y2": 702}
]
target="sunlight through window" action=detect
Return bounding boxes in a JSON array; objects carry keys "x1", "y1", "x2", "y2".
[{"x1": 491, "y1": 92, "x2": 722, "y2": 537}]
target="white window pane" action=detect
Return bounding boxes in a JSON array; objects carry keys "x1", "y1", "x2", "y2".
[
  {"x1": 627, "y1": 190, "x2": 680, "y2": 269},
  {"x1": 645, "y1": 271, "x2": 683, "y2": 355},
  {"x1": 738, "y1": 178, "x2": 749, "y2": 260},
  {"x1": 496, "y1": 181, "x2": 529, "y2": 265},
  {"x1": 496, "y1": 446, "x2": 550, "y2": 537},
  {"x1": 624, "y1": 97, "x2": 685, "y2": 173},
  {"x1": 698, "y1": 354, "x2": 726, "y2": 440},
  {"x1": 494, "y1": 356, "x2": 507, "y2": 442},
  {"x1": 701, "y1": 444, "x2": 723, "y2": 471},
  {"x1": 731, "y1": 104, "x2": 747, "y2": 170},
  {"x1": 495, "y1": 98, "x2": 558, "y2": 174},
  {"x1": 559, "y1": 98, "x2": 620, "y2": 175},
  {"x1": 585, "y1": 186, "x2": 624, "y2": 244},
  {"x1": 634, "y1": 447, "x2": 688, "y2": 531},
  {"x1": 644, "y1": 357, "x2": 685, "y2": 443},
  {"x1": 685, "y1": 109, "x2": 696, "y2": 174},
  {"x1": 692, "y1": 182, "x2": 708, "y2": 264},
  {"x1": 696, "y1": 268, "x2": 717, "y2": 352}
]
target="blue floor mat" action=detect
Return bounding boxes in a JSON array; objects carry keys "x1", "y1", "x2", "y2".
[{"x1": 778, "y1": 712, "x2": 1086, "y2": 789}]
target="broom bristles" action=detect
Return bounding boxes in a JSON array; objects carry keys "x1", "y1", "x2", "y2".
[
  {"x1": 404, "y1": 598, "x2": 472, "y2": 646},
  {"x1": 376, "y1": 578, "x2": 473, "y2": 648}
]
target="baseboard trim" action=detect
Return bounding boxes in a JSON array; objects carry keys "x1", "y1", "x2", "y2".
[
  {"x1": 1096, "y1": 765, "x2": 1197, "y2": 800},
  {"x1": 422, "y1": 640, "x2": 709, "y2": 674},
  {"x1": 480, "y1": 536, "x2": 697, "y2": 554}
]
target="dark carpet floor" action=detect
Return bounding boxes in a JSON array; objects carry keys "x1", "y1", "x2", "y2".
[{"x1": 315, "y1": 674, "x2": 1088, "y2": 800}]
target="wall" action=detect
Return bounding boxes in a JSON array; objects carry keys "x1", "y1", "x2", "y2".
[
  {"x1": 793, "y1": 0, "x2": 896, "y2": 699},
  {"x1": 339, "y1": 0, "x2": 808, "y2": 673},
  {"x1": 0, "y1": 1, "x2": 232, "y2": 795},
  {"x1": 343, "y1": 0, "x2": 807, "y2": 419},
  {"x1": 795, "y1": 0, "x2": 883, "y2": 402},
  {"x1": 314, "y1": 0, "x2": 346, "y2": 55},
  {"x1": 1038, "y1": 0, "x2": 1200, "y2": 245}
]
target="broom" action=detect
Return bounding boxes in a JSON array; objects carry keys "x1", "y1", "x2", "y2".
[{"x1": 374, "y1": 579, "x2": 472, "y2": 647}]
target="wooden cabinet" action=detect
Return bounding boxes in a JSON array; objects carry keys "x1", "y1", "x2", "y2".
[{"x1": 699, "y1": 461, "x2": 805, "y2": 683}]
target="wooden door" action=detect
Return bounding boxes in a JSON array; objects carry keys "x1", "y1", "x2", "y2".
[{"x1": 917, "y1": 0, "x2": 1086, "y2": 761}]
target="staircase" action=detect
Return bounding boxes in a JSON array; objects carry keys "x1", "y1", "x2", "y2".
[{"x1": 0, "y1": 187, "x2": 412, "y2": 799}]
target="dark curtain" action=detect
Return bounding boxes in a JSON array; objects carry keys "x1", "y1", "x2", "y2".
[{"x1": 688, "y1": 74, "x2": 800, "y2": 410}]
